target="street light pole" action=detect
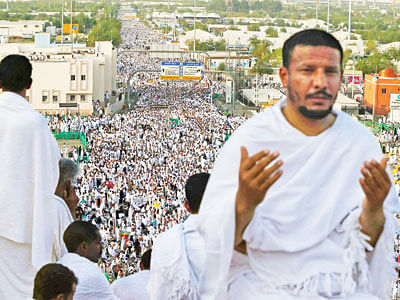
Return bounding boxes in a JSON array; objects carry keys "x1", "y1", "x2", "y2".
[
  {"x1": 61, "y1": 0, "x2": 64, "y2": 45},
  {"x1": 327, "y1": 0, "x2": 330, "y2": 32},
  {"x1": 348, "y1": 0, "x2": 352, "y2": 40},
  {"x1": 193, "y1": 0, "x2": 196, "y2": 53}
]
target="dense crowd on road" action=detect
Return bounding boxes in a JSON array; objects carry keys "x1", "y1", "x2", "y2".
[
  {"x1": 46, "y1": 15, "x2": 400, "y2": 292},
  {"x1": 48, "y1": 16, "x2": 245, "y2": 282}
]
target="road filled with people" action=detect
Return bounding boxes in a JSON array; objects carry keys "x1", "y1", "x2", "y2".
[
  {"x1": 47, "y1": 16, "x2": 246, "y2": 282},
  {"x1": 46, "y1": 15, "x2": 400, "y2": 298}
]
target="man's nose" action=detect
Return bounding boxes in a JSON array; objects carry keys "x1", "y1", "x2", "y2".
[{"x1": 312, "y1": 69, "x2": 328, "y2": 90}]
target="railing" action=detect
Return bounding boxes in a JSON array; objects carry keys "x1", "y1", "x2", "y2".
[{"x1": 52, "y1": 131, "x2": 89, "y2": 151}]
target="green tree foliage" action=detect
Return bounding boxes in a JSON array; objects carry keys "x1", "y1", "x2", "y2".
[
  {"x1": 87, "y1": 16, "x2": 121, "y2": 46},
  {"x1": 365, "y1": 40, "x2": 377, "y2": 55},
  {"x1": 217, "y1": 62, "x2": 226, "y2": 71},
  {"x1": 355, "y1": 52, "x2": 394, "y2": 74},
  {"x1": 342, "y1": 49, "x2": 353, "y2": 68},
  {"x1": 265, "y1": 27, "x2": 278, "y2": 37},
  {"x1": 249, "y1": 37, "x2": 274, "y2": 75},
  {"x1": 228, "y1": 26, "x2": 240, "y2": 31},
  {"x1": 247, "y1": 24, "x2": 260, "y2": 31},
  {"x1": 206, "y1": 0, "x2": 281, "y2": 14},
  {"x1": 384, "y1": 47, "x2": 400, "y2": 62},
  {"x1": 187, "y1": 23, "x2": 208, "y2": 32},
  {"x1": 186, "y1": 39, "x2": 226, "y2": 51}
]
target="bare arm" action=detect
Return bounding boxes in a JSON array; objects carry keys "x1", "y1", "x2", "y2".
[
  {"x1": 359, "y1": 158, "x2": 391, "y2": 247},
  {"x1": 234, "y1": 147, "x2": 283, "y2": 253}
]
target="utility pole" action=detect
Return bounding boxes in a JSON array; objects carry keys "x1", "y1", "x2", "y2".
[
  {"x1": 327, "y1": 0, "x2": 330, "y2": 32},
  {"x1": 348, "y1": 0, "x2": 352, "y2": 40},
  {"x1": 193, "y1": 0, "x2": 196, "y2": 53},
  {"x1": 61, "y1": 0, "x2": 64, "y2": 45},
  {"x1": 70, "y1": 0, "x2": 74, "y2": 51}
]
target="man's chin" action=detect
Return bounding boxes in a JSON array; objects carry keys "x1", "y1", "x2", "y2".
[{"x1": 298, "y1": 106, "x2": 332, "y2": 120}]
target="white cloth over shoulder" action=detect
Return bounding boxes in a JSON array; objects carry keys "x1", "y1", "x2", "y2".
[
  {"x1": 149, "y1": 223, "x2": 199, "y2": 300},
  {"x1": 198, "y1": 99, "x2": 399, "y2": 299},
  {"x1": 0, "y1": 91, "x2": 60, "y2": 269},
  {"x1": 58, "y1": 253, "x2": 117, "y2": 300},
  {"x1": 112, "y1": 270, "x2": 150, "y2": 300},
  {"x1": 45, "y1": 195, "x2": 74, "y2": 262}
]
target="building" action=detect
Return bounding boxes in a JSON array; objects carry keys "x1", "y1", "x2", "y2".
[
  {"x1": 364, "y1": 68, "x2": 400, "y2": 116},
  {"x1": 0, "y1": 41, "x2": 117, "y2": 115},
  {"x1": 0, "y1": 20, "x2": 46, "y2": 38}
]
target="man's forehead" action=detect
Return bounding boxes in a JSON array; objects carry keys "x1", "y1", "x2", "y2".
[{"x1": 290, "y1": 45, "x2": 341, "y2": 63}]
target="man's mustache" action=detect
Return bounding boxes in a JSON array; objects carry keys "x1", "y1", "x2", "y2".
[{"x1": 306, "y1": 90, "x2": 332, "y2": 100}]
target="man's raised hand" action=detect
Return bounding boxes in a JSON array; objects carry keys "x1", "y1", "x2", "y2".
[
  {"x1": 234, "y1": 146, "x2": 283, "y2": 252},
  {"x1": 236, "y1": 146, "x2": 283, "y2": 211}
]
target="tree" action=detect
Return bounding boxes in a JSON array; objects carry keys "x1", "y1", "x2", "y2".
[
  {"x1": 383, "y1": 47, "x2": 400, "y2": 62},
  {"x1": 342, "y1": 49, "x2": 352, "y2": 68},
  {"x1": 355, "y1": 53, "x2": 394, "y2": 74},
  {"x1": 251, "y1": 39, "x2": 274, "y2": 75},
  {"x1": 217, "y1": 62, "x2": 226, "y2": 71},
  {"x1": 87, "y1": 17, "x2": 121, "y2": 46},
  {"x1": 265, "y1": 27, "x2": 278, "y2": 37},
  {"x1": 247, "y1": 24, "x2": 260, "y2": 31},
  {"x1": 365, "y1": 40, "x2": 377, "y2": 55}
]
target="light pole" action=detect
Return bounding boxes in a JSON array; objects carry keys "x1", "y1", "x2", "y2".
[
  {"x1": 327, "y1": 0, "x2": 330, "y2": 32},
  {"x1": 193, "y1": 0, "x2": 196, "y2": 53},
  {"x1": 70, "y1": 0, "x2": 73, "y2": 51},
  {"x1": 348, "y1": 0, "x2": 352, "y2": 40},
  {"x1": 61, "y1": 0, "x2": 64, "y2": 45}
]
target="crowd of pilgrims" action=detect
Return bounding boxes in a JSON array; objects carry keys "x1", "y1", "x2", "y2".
[
  {"x1": 47, "y1": 16, "x2": 400, "y2": 289},
  {"x1": 47, "y1": 16, "x2": 245, "y2": 282}
]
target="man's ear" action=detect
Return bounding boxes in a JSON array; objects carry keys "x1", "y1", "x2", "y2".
[
  {"x1": 76, "y1": 241, "x2": 87, "y2": 255},
  {"x1": 279, "y1": 66, "x2": 289, "y2": 89},
  {"x1": 55, "y1": 294, "x2": 65, "y2": 300},
  {"x1": 184, "y1": 201, "x2": 192, "y2": 214},
  {"x1": 26, "y1": 78, "x2": 32, "y2": 90}
]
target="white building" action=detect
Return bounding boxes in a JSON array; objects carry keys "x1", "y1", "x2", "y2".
[
  {"x1": 0, "y1": 20, "x2": 46, "y2": 38},
  {"x1": 0, "y1": 41, "x2": 117, "y2": 115}
]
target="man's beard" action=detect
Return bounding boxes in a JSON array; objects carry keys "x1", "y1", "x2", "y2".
[
  {"x1": 298, "y1": 105, "x2": 333, "y2": 120},
  {"x1": 287, "y1": 84, "x2": 335, "y2": 120}
]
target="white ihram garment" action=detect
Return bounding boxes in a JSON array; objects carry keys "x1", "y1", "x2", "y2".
[
  {"x1": 198, "y1": 99, "x2": 399, "y2": 299},
  {"x1": 58, "y1": 253, "x2": 117, "y2": 300},
  {"x1": 47, "y1": 195, "x2": 74, "y2": 262},
  {"x1": 112, "y1": 270, "x2": 150, "y2": 300},
  {"x1": 0, "y1": 91, "x2": 60, "y2": 299},
  {"x1": 149, "y1": 215, "x2": 205, "y2": 300}
]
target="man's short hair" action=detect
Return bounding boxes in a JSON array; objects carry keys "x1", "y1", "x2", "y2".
[
  {"x1": 0, "y1": 54, "x2": 32, "y2": 92},
  {"x1": 33, "y1": 263, "x2": 77, "y2": 300},
  {"x1": 57, "y1": 158, "x2": 80, "y2": 188},
  {"x1": 141, "y1": 248, "x2": 152, "y2": 270},
  {"x1": 185, "y1": 173, "x2": 210, "y2": 213},
  {"x1": 282, "y1": 29, "x2": 343, "y2": 69},
  {"x1": 63, "y1": 221, "x2": 99, "y2": 253}
]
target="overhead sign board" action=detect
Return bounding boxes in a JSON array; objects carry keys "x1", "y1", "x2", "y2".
[
  {"x1": 390, "y1": 93, "x2": 400, "y2": 109},
  {"x1": 59, "y1": 103, "x2": 78, "y2": 108},
  {"x1": 161, "y1": 62, "x2": 180, "y2": 80},
  {"x1": 63, "y1": 24, "x2": 79, "y2": 34},
  {"x1": 160, "y1": 62, "x2": 203, "y2": 80},
  {"x1": 182, "y1": 62, "x2": 202, "y2": 80}
]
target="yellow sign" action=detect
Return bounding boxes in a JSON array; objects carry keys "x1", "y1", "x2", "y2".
[{"x1": 63, "y1": 24, "x2": 79, "y2": 34}]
